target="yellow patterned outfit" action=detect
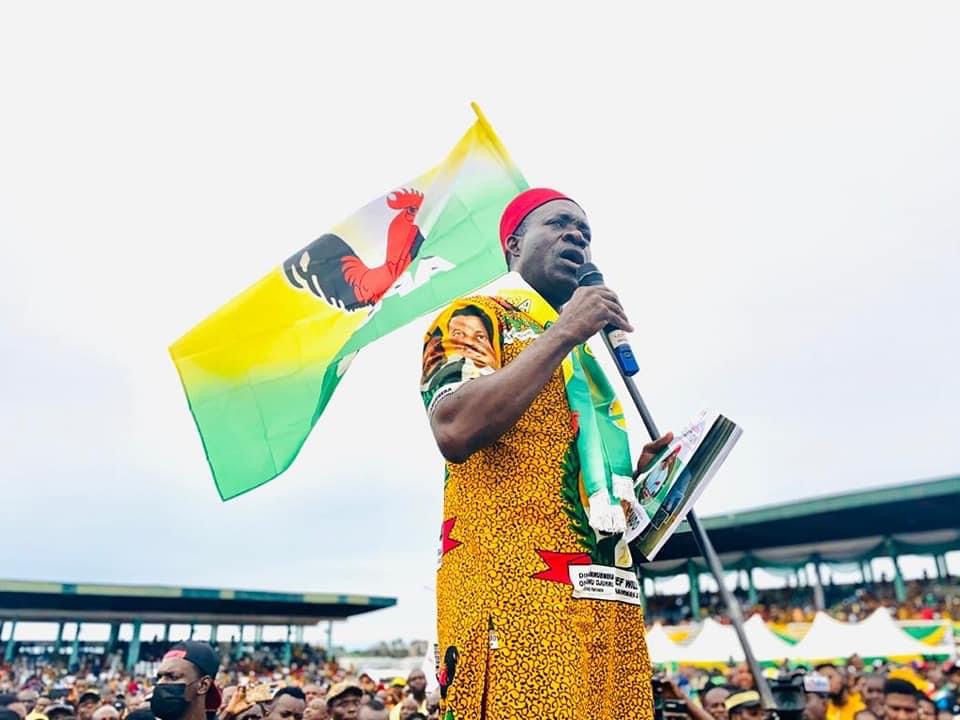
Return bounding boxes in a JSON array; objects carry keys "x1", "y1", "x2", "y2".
[{"x1": 421, "y1": 285, "x2": 654, "y2": 720}]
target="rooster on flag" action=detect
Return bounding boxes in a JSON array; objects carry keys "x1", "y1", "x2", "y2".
[{"x1": 284, "y1": 188, "x2": 426, "y2": 310}]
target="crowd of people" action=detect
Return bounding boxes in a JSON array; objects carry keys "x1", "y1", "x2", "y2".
[
  {"x1": 646, "y1": 577, "x2": 960, "y2": 627},
  {"x1": 0, "y1": 641, "x2": 437, "y2": 720},
  {"x1": 1, "y1": 636, "x2": 959, "y2": 720},
  {"x1": 659, "y1": 655, "x2": 960, "y2": 720}
]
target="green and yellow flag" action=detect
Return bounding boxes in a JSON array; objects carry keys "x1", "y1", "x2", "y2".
[{"x1": 170, "y1": 104, "x2": 527, "y2": 499}]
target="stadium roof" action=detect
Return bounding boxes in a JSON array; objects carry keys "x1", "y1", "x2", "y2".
[
  {"x1": 652, "y1": 474, "x2": 960, "y2": 565},
  {"x1": 0, "y1": 580, "x2": 396, "y2": 626}
]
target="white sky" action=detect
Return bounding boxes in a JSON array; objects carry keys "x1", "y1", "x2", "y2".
[{"x1": 1, "y1": 1, "x2": 958, "y2": 649}]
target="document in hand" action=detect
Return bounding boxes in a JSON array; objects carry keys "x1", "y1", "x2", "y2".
[{"x1": 625, "y1": 411, "x2": 742, "y2": 561}]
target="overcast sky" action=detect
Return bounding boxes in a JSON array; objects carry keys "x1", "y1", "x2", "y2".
[{"x1": 1, "y1": 2, "x2": 958, "y2": 649}]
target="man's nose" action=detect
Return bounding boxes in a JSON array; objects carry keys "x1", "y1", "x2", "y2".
[{"x1": 563, "y1": 229, "x2": 588, "y2": 248}]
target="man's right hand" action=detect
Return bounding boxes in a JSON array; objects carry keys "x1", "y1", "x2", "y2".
[{"x1": 550, "y1": 285, "x2": 634, "y2": 348}]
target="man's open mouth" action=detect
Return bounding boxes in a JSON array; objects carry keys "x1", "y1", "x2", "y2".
[{"x1": 559, "y1": 247, "x2": 585, "y2": 267}]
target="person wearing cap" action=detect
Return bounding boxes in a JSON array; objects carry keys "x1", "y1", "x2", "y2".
[
  {"x1": 725, "y1": 691, "x2": 766, "y2": 720},
  {"x1": 325, "y1": 683, "x2": 362, "y2": 720},
  {"x1": 420, "y1": 188, "x2": 671, "y2": 718},
  {"x1": 150, "y1": 642, "x2": 222, "y2": 720},
  {"x1": 76, "y1": 692, "x2": 101, "y2": 720}
]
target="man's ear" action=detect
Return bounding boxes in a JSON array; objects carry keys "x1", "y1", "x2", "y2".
[
  {"x1": 197, "y1": 676, "x2": 212, "y2": 696},
  {"x1": 504, "y1": 234, "x2": 522, "y2": 264}
]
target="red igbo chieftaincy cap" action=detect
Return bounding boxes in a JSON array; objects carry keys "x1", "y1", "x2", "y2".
[
  {"x1": 499, "y1": 188, "x2": 579, "y2": 251},
  {"x1": 163, "y1": 641, "x2": 222, "y2": 711}
]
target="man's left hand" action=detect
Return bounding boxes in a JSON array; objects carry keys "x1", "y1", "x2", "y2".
[{"x1": 633, "y1": 432, "x2": 674, "y2": 479}]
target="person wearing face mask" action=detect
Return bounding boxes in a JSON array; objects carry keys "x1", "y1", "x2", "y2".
[{"x1": 150, "y1": 642, "x2": 222, "y2": 720}]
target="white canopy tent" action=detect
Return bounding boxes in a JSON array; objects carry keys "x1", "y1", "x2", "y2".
[
  {"x1": 786, "y1": 611, "x2": 854, "y2": 660},
  {"x1": 743, "y1": 614, "x2": 795, "y2": 662},
  {"x1": 647, "y1": 622, "x2": 688, "y2": 664},
  {"x1": 840, "y1": 609, "x2": 944, "y2": 659},
  {"x1": 676, "y1": 617, "x2": 743, "y2": 663},
  {"x1": 646, "y1": 610, "x2": 944, "y2": 664},
  {"x1": 671, "y1": 615, "x2": 795, "y2": 664},
  {"x1": 786, "y1": 609, "x2": 938, "y2": 661}
]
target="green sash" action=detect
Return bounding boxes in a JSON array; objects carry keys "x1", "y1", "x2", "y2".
[{"x1": 494, "y1": 283, "x2": 635, "y2": 536}]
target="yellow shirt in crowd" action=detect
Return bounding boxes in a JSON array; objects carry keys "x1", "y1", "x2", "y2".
[{"x1": 827, "y1": 692, "x2": 866, "y2": 720}]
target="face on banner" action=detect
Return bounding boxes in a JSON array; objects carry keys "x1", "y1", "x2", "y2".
[{"x1": 420, "y1": 301, "x2": 501, "y2": 401}]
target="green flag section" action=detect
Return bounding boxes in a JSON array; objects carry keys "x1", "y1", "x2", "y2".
[{"x1": 170, "y1": 104, "x2": 527, "y2": 499}]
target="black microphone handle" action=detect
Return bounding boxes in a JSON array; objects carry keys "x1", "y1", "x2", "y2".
[{"x1": 575, "y1": 263, "x2": 639, "y2": 376}]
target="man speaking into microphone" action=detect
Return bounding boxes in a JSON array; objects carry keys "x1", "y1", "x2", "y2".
[{"x1": 419, "y1": 188, "x2": 672, "y2": 719}]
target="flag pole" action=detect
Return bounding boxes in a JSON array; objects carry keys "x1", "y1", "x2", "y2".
[{"x1": 598, "y1": 333, "x2": 777, "y2": 710}]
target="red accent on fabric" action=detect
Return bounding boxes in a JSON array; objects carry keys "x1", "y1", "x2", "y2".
[
  {"x1": 205, "y1": 686, "x2": 222, "y2": 712},
  {"x1": 498, "y1": 188, "x2": 573, "y2": 250},
  {"x1": 163, "y1": 649, "x2": 187, "y2": 661},
  {"x1": 530, "y1": 549, "x2": 591, "y2": 584},
  {"x1": 440, "y1": 517, "x2": 463, "y2": 557},
  {"x1": 570, "y1": 412, "x2": 580, "y2": 434}
]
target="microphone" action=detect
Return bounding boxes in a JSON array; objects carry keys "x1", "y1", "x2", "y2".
[{"x1": 576, "y1": 262, "x2": 639, "y2": 376}]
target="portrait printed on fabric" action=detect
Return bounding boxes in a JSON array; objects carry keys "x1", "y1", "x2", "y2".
[{"x1": 421, "y1": 300, "x2": 502, "y2": 416}]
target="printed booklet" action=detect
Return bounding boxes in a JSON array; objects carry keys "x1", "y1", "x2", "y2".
[{"x1": 624, "y1": 411, "x2": 742, "y2": 561}]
